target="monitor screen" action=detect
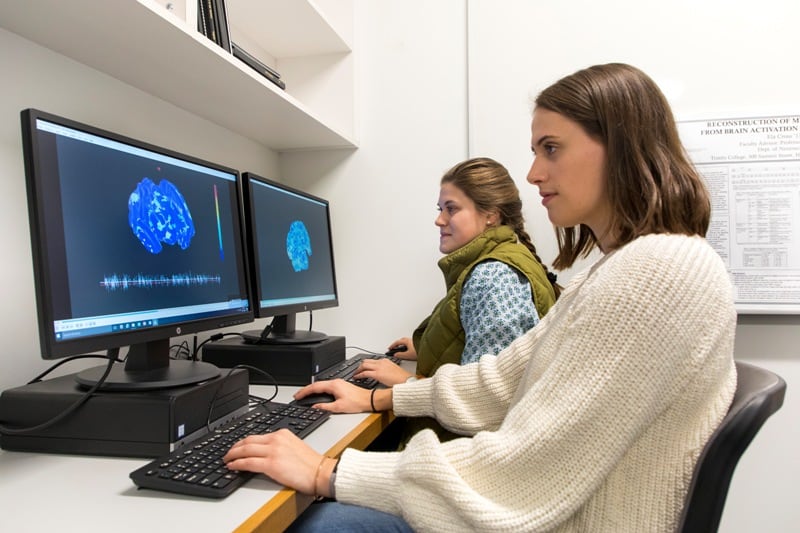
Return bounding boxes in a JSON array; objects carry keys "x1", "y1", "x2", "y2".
[
  {"x1": 241, "y1": 172, "x2": 338, "y2": 344},
  {"x1": 21, "y1": 109, "x2": 253, "y2": 390}
]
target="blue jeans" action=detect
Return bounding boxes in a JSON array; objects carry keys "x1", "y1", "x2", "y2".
[{"x1": 287, "y1": 501, "x2": 414, "y2": 532}]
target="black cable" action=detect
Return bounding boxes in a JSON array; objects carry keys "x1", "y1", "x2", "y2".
[
  {"x1": 0, "y1": 349, "x2": 119, "y2": 435},
  {"x1": 25, "y1": 352, "x2": 124, "y2": 384},
  {"x1": 170, "y1": 340, "x2": 191, "y2": 360},
  {"x1": 193, "y1": 331, "x2": 244, "y2": 359},
  {"x1": 345, "y1": 345, "x2": 384, "y2": 356},
  {"x1": 309, "y1": 310, "x2": 313, "y2": 331},
  {"x1": 259, "y1": 317, "x2": 276, "y2": 343},
  {"x1": 204, "y1": 364, "x2": 279, "y2": 432},
  {"x1": 248, "y1": 393, "x2": 269, "y2": 405}
]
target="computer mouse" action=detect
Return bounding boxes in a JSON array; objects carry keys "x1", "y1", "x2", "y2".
[
  {"x1": 293, "y1": 392, "x2": 336, "y2": 407},
  {"x1": 386, "y1": 344, "x2": 408, "y2": 356}
]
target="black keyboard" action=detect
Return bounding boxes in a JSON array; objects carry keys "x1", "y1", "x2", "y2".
[
  {"x1": 315, "y1": 353, "x2": 401, "y2": 389},
  {"x1": 129, "y1": 401, "x2": 330, "y2": 498}
]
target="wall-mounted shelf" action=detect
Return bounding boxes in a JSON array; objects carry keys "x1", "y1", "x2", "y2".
[
  {"x1": 227, "y1": 0, "x2": 350, "y2": 57},
  {"x1": 0, "y1": 0, "x2": 356, "y2": 151}
]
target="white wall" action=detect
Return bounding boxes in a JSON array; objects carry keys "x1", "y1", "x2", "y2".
[
  {"x1": 465, "y1": 1, "x2": 800, "y2": 531},
  {"x1": 282, "y1": 0, "x2": 469, "y2": 351},
  {"x1": 1, "y1": 1, "x2": 796, "y2": 531}
]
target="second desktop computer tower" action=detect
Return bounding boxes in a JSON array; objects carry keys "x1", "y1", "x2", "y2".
[{"x1": 202, "y1": 336, "x2": 346, "y2": 385}]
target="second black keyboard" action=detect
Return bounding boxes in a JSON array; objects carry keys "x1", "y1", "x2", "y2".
[
  {"x1": 129, "y1": 401, "x2": 330, "y2": 498},
  {"x1": 315, "y1": 353, "x2": 401, "y2": 389}
]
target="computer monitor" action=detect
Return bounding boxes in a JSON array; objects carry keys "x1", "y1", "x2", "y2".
[
  {"x1": 241, "y1": 172, "x2": 338, "y2": 344},
  {"x1": 20, "y1": 108, "x2": 253, "y2": 391}
]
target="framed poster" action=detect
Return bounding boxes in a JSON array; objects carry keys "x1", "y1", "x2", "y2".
[{"x1": 678, "y1": 114, "x2": 800, "y2": 314}]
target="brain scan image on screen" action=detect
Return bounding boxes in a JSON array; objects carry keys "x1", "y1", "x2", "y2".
[
  {"x1": 286, "y1": 220, "x2": 311, "y2": 272},
  {"x1": 128, "y1": 177, "x2": 195, "y2": 254}
]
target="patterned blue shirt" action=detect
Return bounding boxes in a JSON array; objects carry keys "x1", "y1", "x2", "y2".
[{"x1": 459, "y1": 260, "x2": 539, "y2": 364}]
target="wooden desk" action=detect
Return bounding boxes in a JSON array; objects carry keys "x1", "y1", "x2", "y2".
[{"x1": 0, "y1": 383, "x2": 395, "y2": 533}]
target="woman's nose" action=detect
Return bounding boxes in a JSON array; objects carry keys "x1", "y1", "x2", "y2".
[{"x1": 527, "y1": 158, "x2": 543, "y2": 185}]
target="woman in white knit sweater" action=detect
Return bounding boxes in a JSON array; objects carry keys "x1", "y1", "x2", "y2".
[{"x1": 224, "y1": 63, "x2": 737, "y2": 532}]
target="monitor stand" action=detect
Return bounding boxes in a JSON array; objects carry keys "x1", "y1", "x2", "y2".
[
  {"x1": 241, "y1": 314, "x2": 327, "y2": 345},
  {"x1": 74, "y1": 339, "x2": 220, "y2": 391}
]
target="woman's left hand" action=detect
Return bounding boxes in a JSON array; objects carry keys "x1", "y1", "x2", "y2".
[{"x1": 354, "y1": 358, "x2": 413, "y2": 386}]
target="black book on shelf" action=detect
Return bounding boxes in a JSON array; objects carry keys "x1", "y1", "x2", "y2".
[
  {"x1": 232, "y1": 43, "x2": 281, "y2": 80},
  {"x1": 197, "y1": 0, "x2": 216, "y2": 43},
  {"x1": 197, "y1": 0, "x2": 231, "y2": 52},
  {"x1": 232, "y1": 42, "x2": 286, "y2": 90},
  {"x1": 213, "y1": 0, "x2": 232, "y2": 52}
]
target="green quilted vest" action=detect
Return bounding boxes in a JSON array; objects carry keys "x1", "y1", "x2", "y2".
[
  {"x1": 413, "y1": 225, "x2": 555, "y2": 377},
  {"x1": 398, "y1": 225, "x2": 556, "y2": 446}
]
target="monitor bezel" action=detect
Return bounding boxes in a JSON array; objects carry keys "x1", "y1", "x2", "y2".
[
  {"x1": 21, "y1": 108, "x2": 255, "y2": 361},
  {"x1": 242, "y1": 171, "x2": 339, "y2": 324}
]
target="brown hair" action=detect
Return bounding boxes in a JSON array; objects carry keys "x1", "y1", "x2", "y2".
[
  {"x1": 441, "y1": 157, "x2": 561, "y2": 297},
  {"x1": 534, "y1": 63, "x2": 711, "y2": 269}
]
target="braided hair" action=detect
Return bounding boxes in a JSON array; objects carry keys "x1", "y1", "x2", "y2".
[{"x1": 441, "y1": 157, "x2": 561, "y2": 298}]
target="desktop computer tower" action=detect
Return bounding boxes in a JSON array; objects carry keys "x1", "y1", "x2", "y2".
[
  {"x1": 202, "y1": 335, "x2": 346, "y2": 385},
  {"x1": 0, "y1": 368, "x2": 250, "y2": 458}
]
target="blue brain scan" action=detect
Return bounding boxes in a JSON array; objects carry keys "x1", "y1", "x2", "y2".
[
  {"x1": 286, "y1": 220, "x2": 311, "y2": 272},
  {"x1": 128, "y1": 177, "x2": 195, "y2": 254}
]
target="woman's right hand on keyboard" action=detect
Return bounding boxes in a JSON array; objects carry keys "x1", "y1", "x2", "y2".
[{"x1": 354, "y1": 358, "x2": 413, "y2": 387}]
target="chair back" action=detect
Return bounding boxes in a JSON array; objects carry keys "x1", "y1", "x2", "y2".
[{"x1": 678, "y1": 361, "x2": 786, "y2": 533}]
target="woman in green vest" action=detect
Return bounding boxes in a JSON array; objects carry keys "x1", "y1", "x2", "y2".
[{"x1": 355, "y1": 157, "x2": 560, "y2": 442}]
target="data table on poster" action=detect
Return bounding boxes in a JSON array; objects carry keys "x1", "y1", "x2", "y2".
[{"x1": 678, "y1": 114, "x2": 800, "y2": 313}]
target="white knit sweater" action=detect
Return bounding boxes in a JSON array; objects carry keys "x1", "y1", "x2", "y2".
[{"x1": 335, "y1": 234, "x2": 737, "y2": 532}]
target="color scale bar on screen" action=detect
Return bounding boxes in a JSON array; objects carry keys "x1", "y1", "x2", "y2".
[{"x1": 214, "y1": 184, "x2": 224, "y2": 260}]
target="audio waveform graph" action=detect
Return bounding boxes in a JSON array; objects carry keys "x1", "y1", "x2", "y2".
[{"x1": 100, "y1": 272, "x2": 222, "y2": 291}]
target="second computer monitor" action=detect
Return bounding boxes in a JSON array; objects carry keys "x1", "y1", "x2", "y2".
[{"x1": 242, "y1": 172, "x2": 338, "y2": 344}]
